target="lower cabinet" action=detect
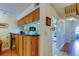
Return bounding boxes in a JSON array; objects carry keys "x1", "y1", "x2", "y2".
[
  {"x1": 14, "y1": 34, "x2": 39, "y2": 56},
  {"x1": 14, "y1": 34, "x2": 19, "y2": 54},
  {"x1": 31, "y1": 36, "x2": 39, "y2": 56},
  {"x1": 23, "y1": 35, "x2": 32, "y2": 56},
  {"x1": 18, "y1": 35, "x2": 23, "y2": 56}
]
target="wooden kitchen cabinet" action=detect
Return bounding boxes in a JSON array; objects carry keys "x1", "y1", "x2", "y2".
[
  {"x1": 17, "y1": 8, "x2": 40, "y2": 26},
  {"x1": 31, "y1": 36, "x2": 39, "y2": 56},
  {"x1": 17, "y1": 20, "x2": 22, "y2": 26},
  {"x1": 18, "y1": 35, "x2": 23, "y2": 56},
  {"x1": 21, "y1": 18, "x2": 26, "y2": 25},
  {"x1": 14, "y1": 34, "x2": 19, "y2": 54},
  {"x1": 14, "y1": 34, "x2": 39, "y2": 56},
  {"x1": 33, "y1": 8, "x2": 40, "y2": 21},
  {"x1": 17, "y1": 21, "x2": 19, "y2": 26},
  {"x1": 25, "y1": 16, "x2": 29, "y2": 24},
  {"x1": 17, "y1": 18, "x2": 25, "y2": 26},
  {"x1": 28, "y1": 13, "x2": 33, "y2": 23},
  {"x1": 23, "y1": 35, "x2": 32, "y2": 56},
  {"x1": 76, "y1": 3, "x2": 79, "y2": 14},
  {"x1": 14, "y1": 34, "x2": 24, "y2": 56},
  {"x1": 64, "y1": 3, "x2": 78, "y2": 14}
]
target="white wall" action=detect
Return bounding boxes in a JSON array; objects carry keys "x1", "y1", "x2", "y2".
[
  {"x1": 0, "y1": 11, "x2": 16, "y2": 37},
  {"x1": 40, "y1": 4, "x2": 60, "y2": 56}
]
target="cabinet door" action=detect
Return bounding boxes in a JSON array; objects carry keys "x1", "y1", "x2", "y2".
[
  {"x1": 17, "y1": 21, "x2": 19, "y2": 26},
  {"x1": 18, "y1": 35, "x2": 23, "y2": 56},
  {"x1": 17, "y1": 20, "x2": 21, "y2": 26},
  {"x1": 19, "y1": 20, "x2": 23, "y2": 26},
  {"x1": 14, "y1": 35, "x2": 19, "y2": 54},
  {"x1": 77, "y1": 3, "x2": 79, "y2": 14},
  {"x1": 22, "y1": 18, "x2": 25, "y2": 25},
  {"x1": 33, "y1": 8, "x2": 40, "y2": 21},
  {"x1": 28, "y1": 13, "x2": 33, "y2": 23},
  {"x1": 25, "y1": 16, "x2": 28, "y2": 24},
  {"x1": 31, "y1": 36, "x2": 39, "y2": 56},
  {"x1": 36, "y1": 9, "x2": 40, "y2": 20},
  {"x1": 23, "y1": 36, "x2": 32, "y2": 56}
]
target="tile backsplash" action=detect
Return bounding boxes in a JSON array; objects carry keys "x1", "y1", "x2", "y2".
[{"x1": 11, "y1": 21, "x2": 40, "y2": 35}]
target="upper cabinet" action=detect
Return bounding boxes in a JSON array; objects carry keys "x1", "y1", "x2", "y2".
[
  {"x1": 28, "y1": 12, "x2": 33, "y2": 23},
  {"x1": 77, "y1": 3, "x2": 79, "y2": 14},
  {"x1": 65, "y1": 4, "x2": 76, "y2": 14},
  {"x1": 64, "y1": 3, "x2": 79, "y2": 15},
  {"x1": 33, "y1": 8, "x2": 40, "y2": 21},
  {"x1": 17, "y1": 8, "x2": 40, "y2": 26},
  {"x1": 17, "y1": 18, "x2": 25, "y2": 26},
  {"x1": 25, "y1": 15, "x2": 29, "y2": 24}
]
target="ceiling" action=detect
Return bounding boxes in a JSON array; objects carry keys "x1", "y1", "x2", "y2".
[
  {"x1": 53, "y1": 3, "x2": 73, "y2": 8},
  {"x1": 51, "y1": 3, "x2": 74, "y2": 18},
  {"x1": 0, "y1": 3, "x2": 74, "y2": 17},
  {"x1": 0, "y1": 3, "x2": 32, "y2": 16}
]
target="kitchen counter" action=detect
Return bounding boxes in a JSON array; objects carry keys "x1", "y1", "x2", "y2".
[
  {"x1": 12, "y1": 33, "x2": 40, "y2": 36},
  {"x1": 11, "y1": 32, "x2": 39, "y2": 56}
]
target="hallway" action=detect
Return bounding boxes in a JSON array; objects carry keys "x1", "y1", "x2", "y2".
[
  {"x1": 60, "y1": 40, "x2": 79, "y2": 56},
  {"x1": 68, "y1": 40, "x2": 79, "y2": 56},
  {"x1": 53, "y1": 40, "x2": 79, "y2": 56},
  {"x1": 52, "y1": 17, "x2": 79, "y2": 56}
]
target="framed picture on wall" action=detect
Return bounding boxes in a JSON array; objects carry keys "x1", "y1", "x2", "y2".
[{"x1": 46, "y1": 16, "x2": 51, "y2": 26}]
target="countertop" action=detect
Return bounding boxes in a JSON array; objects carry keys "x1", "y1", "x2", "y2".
[{"x1": 12, "y1": 33, "x2": 40, "y2": 36}]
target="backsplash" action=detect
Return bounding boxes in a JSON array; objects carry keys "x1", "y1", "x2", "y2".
[{"x1": 11, "y1": 20, "x2": 40, "y2": 35}]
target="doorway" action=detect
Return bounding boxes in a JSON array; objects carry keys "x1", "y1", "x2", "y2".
[{"x1": 52, "y1": 17, "x2": 79, "y2": 56}]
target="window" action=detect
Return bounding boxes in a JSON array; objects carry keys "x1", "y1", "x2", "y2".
[{"x1": 75, "y1": 27, "x2": 79, "y2": 39}]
